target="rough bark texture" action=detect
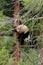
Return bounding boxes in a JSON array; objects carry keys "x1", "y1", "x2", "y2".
[
  {"x1": 14, "y1": 0, "x2": 20, "y2": 27},
  {"x1": 13, "y1": 0, "x2": 21, "y2": 65}
]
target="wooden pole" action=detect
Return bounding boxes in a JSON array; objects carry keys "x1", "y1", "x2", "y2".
[{"x1": 13, "y1": 0, "x2": 21, "y2": 65}]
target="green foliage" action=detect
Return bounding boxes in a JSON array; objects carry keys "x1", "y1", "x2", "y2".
[
  {"x1": 18, "y1": 49, "x2": 40, "y2": 65},
  {"x1": 0, "y1": 10, "x2": 3, "y2": 16},
  {"x1": 0, "y1": 47, "x2": 14, "y2": 65},
  {"x1": 0, "y1": 36, "x2": 16, "y2": 53},
  {"x1": 18, "y1": 62, "x2": 27, "y2": 65},
  {"x1": 21, "y1": 0, "x2": 32, "y2": 6},
  {"x1": 0, "y1": 0, "x2": 43, "y2": 65},
  {"x1": 0, "y1": 0, "x2": 6, "y2": 9},
  {"x1": 21, "y1": 0, "x2": 43, "y2": 23},
  {"x1": 3, "y1": 0, "x2": 14, "y2": 17},
  {"x1": 0, "y1": 13, "x2": 13, "y2": 35}
]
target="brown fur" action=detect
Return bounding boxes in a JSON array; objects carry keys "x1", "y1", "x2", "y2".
[{"x1": 16, "y1": 24, "x2": 29, "y2": 33}]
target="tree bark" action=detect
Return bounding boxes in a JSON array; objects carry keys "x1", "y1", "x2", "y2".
[{"x1": 13, "y1": 0, "x2": 21, "y2": 65}]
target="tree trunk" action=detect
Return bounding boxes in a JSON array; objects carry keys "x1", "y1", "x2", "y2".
[
  {"x1": 14, "y1": 0, "x2": 20, "y2": 27},
  {"x1": 13, "y1": 0, "x2": 21, "y2": 65}
]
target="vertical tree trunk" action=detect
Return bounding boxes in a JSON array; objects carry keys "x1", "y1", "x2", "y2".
[
  {"x1": 40, "y1": 48, "x2": 43, "y2": 65},
  {"x1": 13, "y1": 0, "x2": 21, "y2": 65},
  {"x1": 14, "y1": 0, "x2": 20, "y2": 27}
]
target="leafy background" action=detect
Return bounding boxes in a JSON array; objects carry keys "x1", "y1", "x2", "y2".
[{"x1": 0, "y1": 0, "x2": 43, "y2": 65}]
